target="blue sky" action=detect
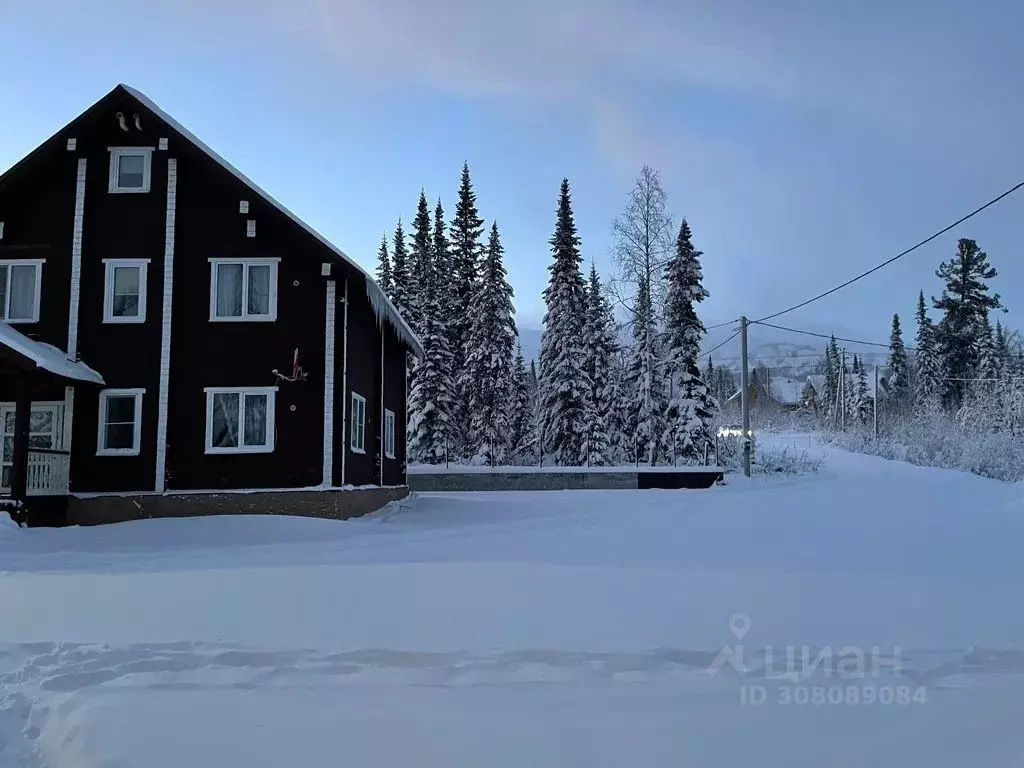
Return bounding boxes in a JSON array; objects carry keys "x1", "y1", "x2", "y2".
[{"x1": 2, "y1": 0, "x2": 1023, "y2": 348}]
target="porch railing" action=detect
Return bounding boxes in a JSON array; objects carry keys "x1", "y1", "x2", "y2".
[{"x1": 26, "y1": 448, "x2": 71, "y2": 496}]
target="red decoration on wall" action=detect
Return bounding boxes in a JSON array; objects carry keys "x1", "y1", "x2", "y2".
[{"x1": 272, "y1": 348, "x2": 309, "y2": 383}]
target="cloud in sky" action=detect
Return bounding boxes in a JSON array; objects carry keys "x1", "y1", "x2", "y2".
[
  {"x1": 286, "y1": 0, "x2": 1023, "y2": 167},
  {"x1": 5, "y1": 0, "x2": 1023, "y2": 336}
]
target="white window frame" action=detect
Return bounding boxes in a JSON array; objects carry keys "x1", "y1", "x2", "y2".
[
  {"x1": 208, "y1": 258, "x2": 280, "y2": 322},
  {"x1": 351, "y1": 392, "x2": 366, "y2": 454},
  {"x1": 96, "y1": 388, "x2": 145, "y2": 456},
  {"x1": 0, "y1": 259, "x2": 44, "y2": 324},
  {"x1": 108, "y1": 147, "x2": 154, "y2": 194},
  {"x1": 383, "y1": 408, "x2": 396, "y2": 459},
  {"x1": 102, "y1": 259, "x2": 150, "y2": 323},
  {"x1": 204, "y1": 386, "x2": 277, "y2": 454}
]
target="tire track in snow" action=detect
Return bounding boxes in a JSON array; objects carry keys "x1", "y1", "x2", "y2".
[{"x1": 1, "y1": 640, "x2": 1022, "y2": 765}]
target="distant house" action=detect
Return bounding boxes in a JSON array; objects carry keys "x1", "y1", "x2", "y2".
[
  {"x1": 803, "y1": 371, "x2": 888, "y2": 413},
  {"x1": 0, "y1": 85, "x2": 421, "y2": 525},
  {"x1": 725, "y1": 369, "x2": 807, "y2": 412}
]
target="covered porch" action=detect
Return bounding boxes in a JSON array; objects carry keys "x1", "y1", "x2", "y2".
[{"x1": 0, "y1": 322, "x2": 104, "y2": 525}]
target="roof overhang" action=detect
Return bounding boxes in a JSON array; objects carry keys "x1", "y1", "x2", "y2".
[{"x1": 0, "y1": 323, "x2": 104, "y2": 384}]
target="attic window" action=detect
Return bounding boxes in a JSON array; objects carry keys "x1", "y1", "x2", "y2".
[{"x1": 108, "y1": 147, "x2": 153, "y2": 193}]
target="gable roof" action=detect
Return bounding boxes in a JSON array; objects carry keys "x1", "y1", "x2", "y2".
[
  {"x1": 120, "y1": 86, "x2": 422, "y2": 357},
  {"x1": 1, "y1": 85, "x2": 422, "y2": 358}
]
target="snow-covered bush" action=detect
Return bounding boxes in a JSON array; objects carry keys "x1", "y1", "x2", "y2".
[
  {"x1": 822, "y1": 413, "x2": 1024, "y2": 483},
  {"x1": 754, "y1": 446, "x2": 823, "y2": 475}
]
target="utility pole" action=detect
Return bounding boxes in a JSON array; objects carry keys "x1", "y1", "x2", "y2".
[
  {"x1": 873, "y1": 365, "x2": 879, "y2": 439},
  {"x1": 840, "y1": 349, "x2": 846, "y2": 433},
  {"x1": 740, "y1": 316, "x2": 751, "y2": 477}
]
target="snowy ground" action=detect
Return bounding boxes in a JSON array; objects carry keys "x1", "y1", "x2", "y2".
[{"x1": 2, "y1": 435, "x2": 1024, "y2": 766}]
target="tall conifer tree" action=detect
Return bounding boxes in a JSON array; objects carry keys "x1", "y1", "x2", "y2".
[
  {"x1": 407, "y1": 191, "x2": 433, "y2": 337},
  {"x1": 661, "y1": 220, "x2": 716, "y2": 462},
  {"x1": 390, "y1": 219, "x2": 409, "y2": 318},
  {"x1": 886, "y1": 313, "x2": 910, "y2": 414},
  {"x1": 461, "y1": 223, "x2": 517, "y2": 463},
  {"x1": 582, "y1": 265, "x2": 619, "y2": 465},
  {"x1": 914, "y1": 290, "x2": 944, "y2": 414},
  {"x1": 376, "y1": 235, "x2": 392, "y2": 296},
  {"x1": 538, "y1": 179, "x2": 590, "y2": 465},
  {"x1": 448, "y1": 164, "x2": 486, "y2": 454},
  {"x1": 407, "y1": 234, "x2": 457, "y2": 463},
  {"x1": 933, "y1": 238, "x2": 1002, "y2": 408}
]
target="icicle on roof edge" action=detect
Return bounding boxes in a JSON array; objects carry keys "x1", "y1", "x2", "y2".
[{"x1": 120, "y1": 85, "x2": 422, "y2": 358}]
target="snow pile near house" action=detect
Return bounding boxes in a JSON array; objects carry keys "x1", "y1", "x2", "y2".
[{"x1": 2, "y1": 439, "x2": 1024, "y2": 766}]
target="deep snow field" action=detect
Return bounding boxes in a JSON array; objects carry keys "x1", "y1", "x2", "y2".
[{"x1": 2, "y1": 435, "x2": 1024, "y2": 766}]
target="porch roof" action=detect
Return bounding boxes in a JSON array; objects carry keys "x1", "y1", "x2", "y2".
[{"x1": 0, "y1": 323, "x2": 105, "y2": 385}]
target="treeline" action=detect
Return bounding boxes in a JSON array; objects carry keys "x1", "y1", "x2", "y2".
[
  {"x1": 814, "y1": 237, "x2": 1024, "y2": 480},
  {"x1": 378, "y1": 165, "x2": 719, "y2": 466}
]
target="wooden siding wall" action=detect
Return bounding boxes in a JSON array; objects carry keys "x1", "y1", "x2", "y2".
[
  {"x1": 71, "y1": 107, "x2": 167, "y2": 492},
  {"x1": 339, "y1": 282, "x2": 381, "y2": 485},
  {"x1": 0, "y1": 87, "x2": 412, "y2": 495},
  {"x1": 382, "y1": 326, "x2": 407, "y2": 486}
]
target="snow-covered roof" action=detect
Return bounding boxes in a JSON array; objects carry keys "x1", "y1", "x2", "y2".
[
  {"x1": 768, "y1": 377, "x2": 806, "y2": 405},
  {"x1": 121, "y1": 85, "x2": 423, "y2": 358},
  {"x1": 806, "y1": 374, "x2": 826, "y2": 393},
  {"x1": 0, "y1": 323, "x2": 104, "y2": 384},
  {"x1": 805, "y1": 372, "x2": 887, "y2": 398}
]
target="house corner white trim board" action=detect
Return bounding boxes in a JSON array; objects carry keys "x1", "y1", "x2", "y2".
[
  {"x1": 321, "y1": 279, "x2": 336, "y2": 486},
  {"x1": 154, "y1": 157, "x2": 177, "y2": 492}
]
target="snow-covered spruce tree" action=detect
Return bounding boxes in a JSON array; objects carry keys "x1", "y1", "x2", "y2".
[
  {"x1": 886, "y1": 313, "x2": 910, "y2": 416},
  {"x1": 461, "y1": 222, "x2": 517, "y2": 464},
  {"x1": 582, "y1": 265, "x2": 619, "y2": 465},
  {"x1": 661, "y1": 219, "x2": 716, "y2": 463},
  {"x1": 390, "y1": 219, "x2": 409, "y2": 318},
  {"x1": 432, "y1": 198, "x2": 454, "y2": 329},
  {"x1": 853, "y1": 355, "x2": 871, "y2": 425},
  {"x1": 506, "y1": 343, "x2": 534, "y2": 461},
  {"x1": 407, "y1": 191, "x2": 433, "y2": 338},
  {"x1": 841, "y1": 353, "x2": 856, "y2": 424},
  {"x1": 958, "y1": 317, "x2": 1004, "y2": 433},
  {"x1": 1004, "y1": 338, "x2": 1024, "y2": 435},
  {"x1": 538, "y1": 179, "x2": 590, "y2": 466},
  {"x1": 819, "y1": 338, "x2": 837, "y2": 425},
  {"x1": 448, "y1": 164, "x2": 486, "y2": 455},
  {"x1": 914, "y1": 290, "x2": 944, "y2": 415},
  {"x1": 933, "y1": 238, "x2": 1003, "y2": 410},
  {"x1": 407, "y1": 237, "x2": 457, "y2": 464},
  {"x1": 624, "y1": 275, "x2": 666, "y2": 464},
  {"x1": 376, "y1": 235, "x2": 392, "y2": 296}
]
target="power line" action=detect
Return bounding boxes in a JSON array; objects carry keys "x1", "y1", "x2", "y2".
[
  {"x1": 706, "y1": 318, "x2": 740, "y2": 331},
  {"x1": 751, "y1": 320, "x2": 900, "y2": 350},
  {"x1": 702, "y1": 329, "x2": 741, "y2": 357},
  {"x1": 753, "y1": 179, "x2": 1024, "y2": 324}
]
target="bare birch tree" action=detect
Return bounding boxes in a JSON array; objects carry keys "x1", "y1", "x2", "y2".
[
  {"x1": 608, "y1": 166, "x2": 675, "y2": 328},
  {"x1": 611, "y1": 166, "x2": 674, "y2": 464}
]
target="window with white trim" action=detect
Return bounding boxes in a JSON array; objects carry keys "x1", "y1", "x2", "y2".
[
  {"x1": 351, "y1": 392, "x2": 366, "y2": 454},
  {"x1": 205, "y1": 387, "x2": 276, "y2": 454},
  {"x1": 209, "y1": 258, "x2": 279, "y2": 321},
  {"x1": 103, "y1": 259, "x2": 149, "y2": 323},
  {"x1": 0, "y1": 260, "x2": 43, "y2": 323},
  {"x1": 97, "y1": 389, "x2": 144, "y2": 455},
  {"x1": 108, "y1": 147, "x2": 153, "y2": 193},
  {"x1": 384, "y1": 408, "x2": 396, "y2": 459}
]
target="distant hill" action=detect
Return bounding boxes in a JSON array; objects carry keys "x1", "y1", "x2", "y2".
[{"x1": 517, "y1": 321, "x2": 888, "y2": 379}]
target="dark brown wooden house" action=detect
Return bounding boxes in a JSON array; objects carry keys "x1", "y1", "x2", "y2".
[{"x1": 0, "y1": 84, "x2": 420, "y2": 526}]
